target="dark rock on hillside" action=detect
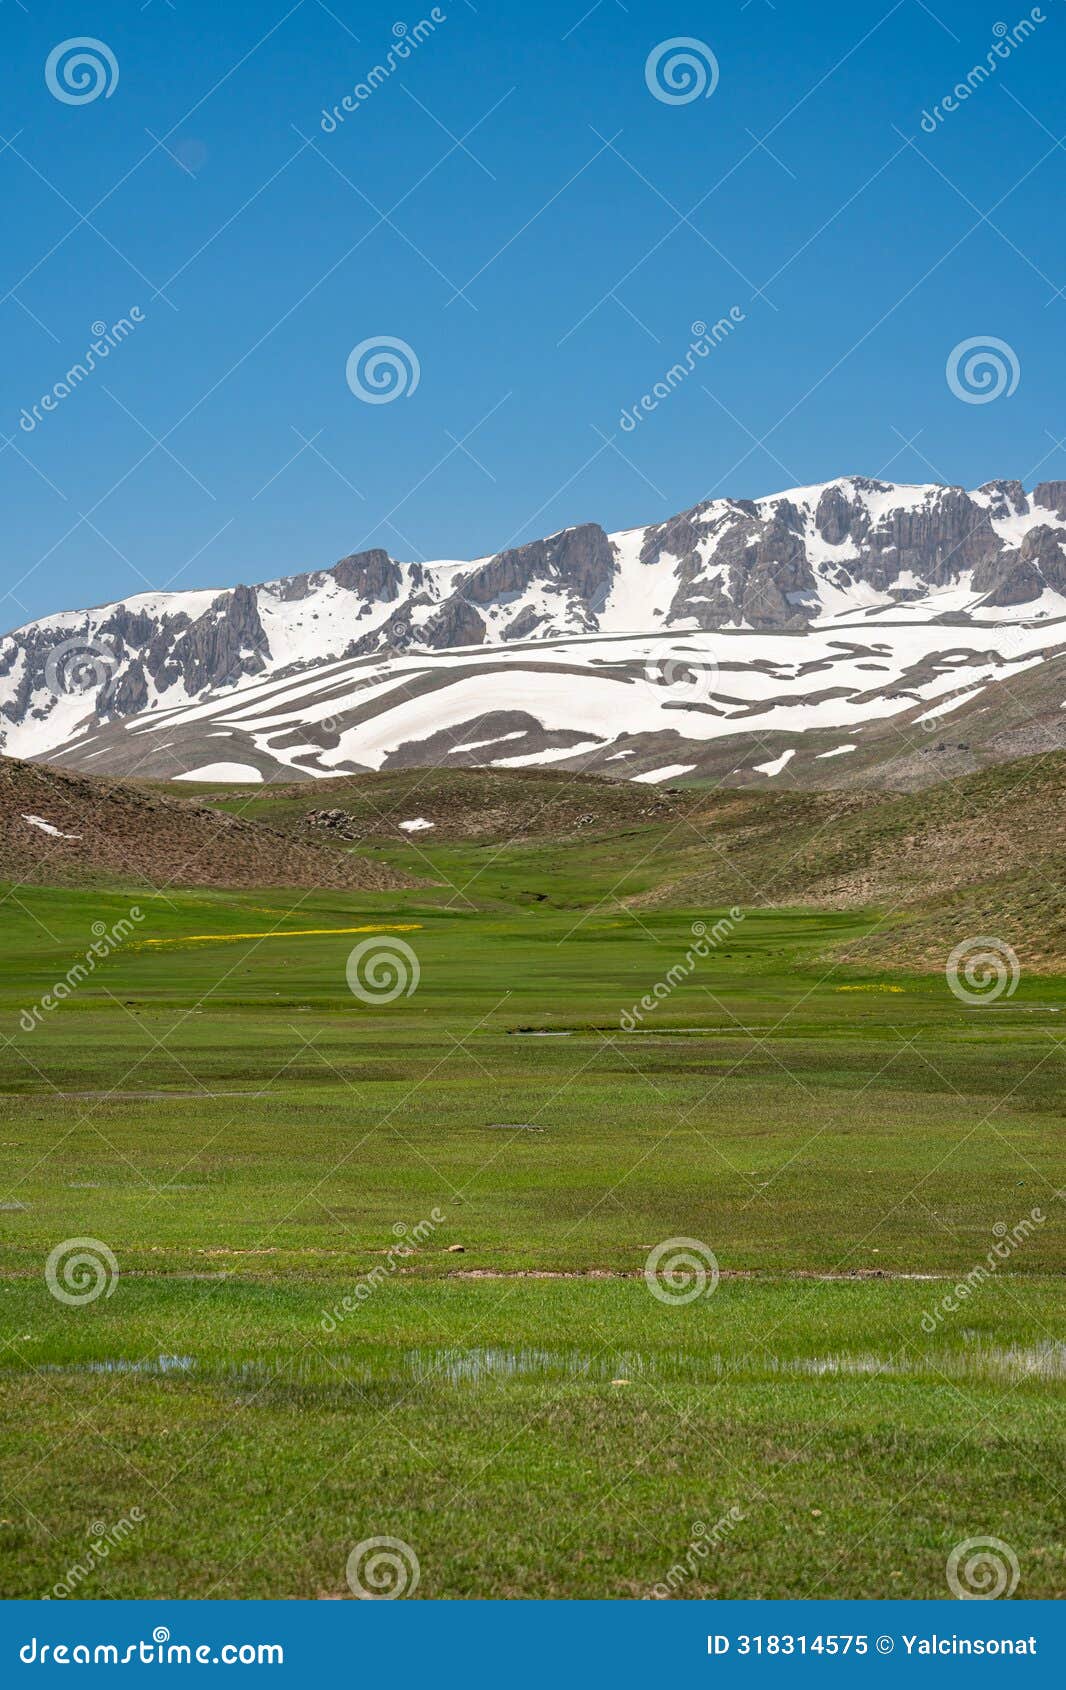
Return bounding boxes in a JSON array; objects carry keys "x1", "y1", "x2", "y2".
[
  {"x1": 503, "y1": 605, "x2": 550, "y2": 641},
  {"x1": 463, "y1": 525, "x2": 617, "y2": 619},
  {"x1": 331, "y1": 548, "x2": 403, "y2": 600},
  {"x1": 815, "y1": 483, "x2": 857, "y2": 544},
  {"x1": 349, "y1": 590, "x2": 487, "y2": 656},
  {"x1": 732, "y1": 499, "x2": 818, "y2": 626},
  {"x1": 109, "y1": 660, "x2": 150, "y2": 717},
  {"x1": 978, "y1": 479, "x2": 1028, "y2": 519},
  {"x1": 176, "y1": 585, "x2": 269, "y2": 698},
  {"x1": 648, "y1": 499, "x2": 818, "y2": 628},
  {"x1": 974, "y1": 526, "x2": 1066, "y2": 605},
  {"x1": 421, "y1": 596, "x2": 488, "y2": 649},
  {"x1": 1034, "y1": 481, "x2": 1066, "y2": 519}
]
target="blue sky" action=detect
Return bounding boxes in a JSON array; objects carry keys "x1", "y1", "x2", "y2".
[{"x1": 2, "y1": 0, "x2": 1064, "y2": 624}]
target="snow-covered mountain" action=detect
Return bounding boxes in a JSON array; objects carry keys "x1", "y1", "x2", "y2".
[{"x1": 5, "y1": 475, "x2": 1066, "y2": 786}]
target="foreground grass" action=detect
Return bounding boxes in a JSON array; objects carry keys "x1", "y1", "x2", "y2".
[
  {"x1": 0, "y1": 874, "x2": 1062, "y2": 1597},
  {"x1": 1, "y1": 1278, "x2": 1062, "y2": 1599}
]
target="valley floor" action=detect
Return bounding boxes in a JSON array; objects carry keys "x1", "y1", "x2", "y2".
[{"x1": 0, "y1": 846, "x2": 1062, "y2": 1598}]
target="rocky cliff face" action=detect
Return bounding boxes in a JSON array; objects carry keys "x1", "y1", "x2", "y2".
[
  {"x1": 331, "y1": 548, "x2": 404, "y2": 601},
  {"x1": 4, "y1": 475, "x2": 1066, "y2": 766},
  {"x1": 974, "y1": 525, "x2": 1066, "y2": 606},
  {"x1": 463, "y1": 523, "x2": 616, "y2": 613},
  {"x1": 807, "y1": 480, "x2": 1002, "y2": 587}
]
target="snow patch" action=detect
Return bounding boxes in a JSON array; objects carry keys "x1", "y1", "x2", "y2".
[
  {"x1": 21, "y1": 814, "x2": 81, "y2": 840},
  {"x1": 172, "y1": 762, "x2": 264, "y2": 783},
  {"x1": 752, "y1": 748, "x2": 796, "y2": 777},
  {"x1": 631, "y1": 763, "x2": 696, "y2": 784},
  {"x1": 492, "y1": 740, "x2": 604, "y2": 768},
  {"x1": 450, "y1": 730, "x2": 527, "y2": 753},
  {"x1": 912, "y1": 688, "x2": 985, "y2": 724}
]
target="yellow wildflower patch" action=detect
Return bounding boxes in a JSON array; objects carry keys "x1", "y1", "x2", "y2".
[{"x1": 135, "y1": 923, "x2": 423, "y2": 949}]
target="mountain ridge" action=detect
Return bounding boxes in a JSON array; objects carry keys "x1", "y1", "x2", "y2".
[{"x1": 5, "y1": 473, "x2": 1066, "y2": 784}]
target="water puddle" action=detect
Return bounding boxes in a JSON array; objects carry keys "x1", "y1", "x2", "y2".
[
  {"x1": 405, "y1": 1346, "x2": 643, "y2": 1385},
  {"x1": 506, "y1": 1028, "x2": 760, "y2": 1039},
  {"x1": 961, "y1": 1339, "x2": 1065, "y2": 1382},
  {"x1": 43, "y1": 1355, "x2": 196, "y2": 1377},
  {"x1": 758, "y1": 1340, "x2": 1066, "y2": 1385},
  {"x1": 45, "y1": 1091, "x2": 258, "y2": 1101},
  {"x1": 978, "y1": 1006, "x2": 1061, "y2": 1013},
  {"x1": 400, "y1": 1338, "x2": 1066, "y2": 1388},
  {"x1": 29, "y1": 1339, "x2": 1063, "y2": 1392}
]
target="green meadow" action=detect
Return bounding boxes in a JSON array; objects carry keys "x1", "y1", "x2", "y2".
[{"x1": 0, "y1": 824, "x2": 1062, "y2": 1598}]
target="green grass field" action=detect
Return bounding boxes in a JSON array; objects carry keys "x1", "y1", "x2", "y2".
[{"x1": 0, "y1": 819, "x2": 1062, "y2": 1599}]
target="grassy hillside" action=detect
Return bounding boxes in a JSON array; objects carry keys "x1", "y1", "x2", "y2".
[
  {"x1": 162, "y1": 763, "x2": 700, "y2": 842},
  {"x1": 0, "y1": 755, "x2": 415, "y2": 892},
  {"x1": 173, "y1": 753, "x2": 1066, "y2": 971}
]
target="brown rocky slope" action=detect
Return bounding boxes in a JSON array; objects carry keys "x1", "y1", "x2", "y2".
[{"x1": 0, "y1": 756, "x2": 415, "y2": 892}]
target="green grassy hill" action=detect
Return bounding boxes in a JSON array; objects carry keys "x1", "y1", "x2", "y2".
[{"x1": 166, "y1": 752, "x2": 1066, "y2": 972}]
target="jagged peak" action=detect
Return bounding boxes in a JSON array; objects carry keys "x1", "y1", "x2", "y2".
[{"x1": 5, "y1": 471, "x2": 1066, "y2": 771}]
